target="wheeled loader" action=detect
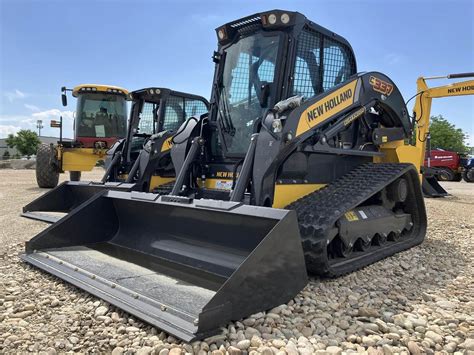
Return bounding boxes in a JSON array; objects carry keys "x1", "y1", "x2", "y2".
[
  {"x1": 23, "y1": 10, "x2": 434, "y2": 341},
  {"x1": 35, "y1": 85, "x2": 129, "y2": 188},
  {"x1": 23, "y1": 88, "x2": 209, "y2": 223}
]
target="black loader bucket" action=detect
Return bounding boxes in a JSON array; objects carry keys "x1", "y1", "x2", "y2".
[
  {"x1": 422, "y1": 175, "x2": 448, "y2": 198},
  {"x1": 22, "y1": 181, "x2": 135, "y2": 223},
  {"x1": 21, "y1": 190, "x2": 308, "y2": 341}
]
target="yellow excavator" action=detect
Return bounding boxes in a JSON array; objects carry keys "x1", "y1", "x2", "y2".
[
  {"x1": 20, "y1": 10, "x2": 473, "y2": 341},
  {"x1": 35, "y1": 84, "x2": 128, "y2": 187},
  {"x1": 412, "y1": 73, "x2": 474, "y2": 197}
]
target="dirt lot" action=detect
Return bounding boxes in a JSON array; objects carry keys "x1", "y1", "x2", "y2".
[{"x1": 0, "y1": 169, "x2": 473, "y2": 355}]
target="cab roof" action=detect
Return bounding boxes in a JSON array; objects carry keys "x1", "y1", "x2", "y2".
[{"x1": 72, "y1": 84, "x2": 129, "y2": 97}]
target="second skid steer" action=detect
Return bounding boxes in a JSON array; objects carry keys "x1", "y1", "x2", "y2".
[
  {"x1": 22, "y1": 10, "x2": 437, "y2": 341},
  {"x1": 22, "y1": 88, "x2": 209, "y2": 223}
]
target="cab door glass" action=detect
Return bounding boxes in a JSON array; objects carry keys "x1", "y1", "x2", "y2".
[{"x1": 163, "y1": 96, "x2": 185, "y2": 132}]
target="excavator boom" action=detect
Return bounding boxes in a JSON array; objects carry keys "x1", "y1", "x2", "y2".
[{"x1": 413, "y1": 73, "x2": 474, "y2": 196}]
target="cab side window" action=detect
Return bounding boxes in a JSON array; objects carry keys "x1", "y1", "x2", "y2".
[
  {"x1": 163, "y1": 96, "x2": 208, "y2": 132},
  {"x1": 184, "y1": 99, "x2": 208, "y2": 118},
  {"x1": 163, "y1": 96, "x2": 184, "y2": 132},
  {"x1": 291, "y1": 29, "x2": 356, "y2": 99},
  {"x1": 322, "y1": 38, "x2": 354, "y2": 91},
  {"x1": 138, "y1": 102, "x2": 157, "y2": 135}
]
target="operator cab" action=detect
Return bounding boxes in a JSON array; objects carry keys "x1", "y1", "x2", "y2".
[
  {"x1": 62, "y1": 84, "x2": 129, "y2": 149},
  {"x1": 125, "y1": 88, "x2": 209, "y2": 162},
  {"x1": 211, "y1": 10, "x2": 357, "y2": 157}
]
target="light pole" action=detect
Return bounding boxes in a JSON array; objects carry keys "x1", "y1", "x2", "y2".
[{"x1": 36, "y1": 119, "x2": 43, "y2": 136}]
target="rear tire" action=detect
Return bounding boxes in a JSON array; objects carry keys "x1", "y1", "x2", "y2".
[
  {"x1": 463, "y1": 169, "x2": 474, "y2": 183},
  {"x1": 69, "y1": 171, "x2": 81, "y2": 181},
  {"x1": 36, "y1": 144, "x2": 59, "y2": 188},
  {"x1": 437, "y1": 168, "x2": 455, "y2": 181}
]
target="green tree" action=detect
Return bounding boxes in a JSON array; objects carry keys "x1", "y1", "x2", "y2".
[
  {"x1": 5, "y1": 129, "x2": 41, "y2": 158},
  {"x1": 2, "y1": 150, "x2": 10, "y2": 160},
  {"x1": 429, "y1": 115, "x2": 469, "y2": 153}
]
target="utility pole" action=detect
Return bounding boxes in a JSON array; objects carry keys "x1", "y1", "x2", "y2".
[{"x1": 36, "y1": 119, "x2": 43, "y2": 136}]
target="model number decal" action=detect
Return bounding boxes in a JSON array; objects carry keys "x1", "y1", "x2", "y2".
[{"x1": 369, "y1": 76, "x2": 394, "y2": 96}]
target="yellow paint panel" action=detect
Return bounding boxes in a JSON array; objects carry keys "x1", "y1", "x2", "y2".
[
  {"x1": 375, "y1": 141, "x2": 424, "y2": 182},
  {"x1": 62, "y1": 148, "x2": 102, "y2": 172},
  {"x1": 424, "y1": 80, "x2": 474, "y2": 98},
  {"x1": 149, "y1": 176, "x2": 175, "y2": 191},
  {"x1": 296, "y1": 80, "x2": 358, "y2": 137},
  {"x1": 272, "y1": 184, "x2": 326, "y2": 208},
  {"x1": 161, "y1": 137, "x2": 173, "y2": 152},
  {"x1": 201, "y1": 180, "x2": 326, "y2": 207},
  {"x1": 117, "y1": 174, "x2": 175, "y2": 192}
]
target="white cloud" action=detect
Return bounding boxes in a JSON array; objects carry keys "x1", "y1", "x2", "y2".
[
  {"x1": 24, "y1": 104, "x2": 40, "y2": 111},
  {"x1": 4, "y1": 89, "x2": 26, "y2": 102},
  {"x1": 0, "y1": 109, "x2": 74, "y2": 138},
  {"x1": 0, "y1": 125, "x2": 21, "y2": 137},
  {"x1": 32, "y1": 109, "x2": 74, "y2": 121}
]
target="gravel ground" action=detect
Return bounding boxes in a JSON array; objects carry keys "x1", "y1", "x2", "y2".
[{"x1": 1, "y1": 169, "x2": 473, "y2": 355}]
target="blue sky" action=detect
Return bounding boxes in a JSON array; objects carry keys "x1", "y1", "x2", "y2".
[{"x1": 1, "y1": 0, "x2": 473, "y2": 144}]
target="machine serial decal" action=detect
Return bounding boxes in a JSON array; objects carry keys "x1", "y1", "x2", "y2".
[
  {"x1": 161, "y1": 137, "x2": 173, "y2": 152},
  {"x1": 296, "y1": 80, "x2": 358, "y2": 136},
  {"x1": 369, "y1": 76, "x2": 394, "y2": 96},
  {"x1": 343, "y1": 107, "x2": 366, "y2": 126},
  {"x1": 215, "y1": 180, "x2": 233, "y2": 190}
]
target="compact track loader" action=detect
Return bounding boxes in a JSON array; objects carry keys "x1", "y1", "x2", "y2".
[
  {"x1": 36, "y1": 85, "x2": 129, "y2": 188},
  {"x1": 23, "y1": 88, "x2": 209, "y2": 223},
  {"x1": 23, "y1": 10, "x2": 430, "y2": 341}
]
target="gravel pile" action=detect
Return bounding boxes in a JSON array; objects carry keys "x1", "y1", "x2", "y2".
[{"x1": 0, "y1": 170, "x2": 473, "y2": 355}]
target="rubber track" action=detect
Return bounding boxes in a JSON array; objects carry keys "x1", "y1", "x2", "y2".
[{"x1": 287, "y1": 163, "x2": 426, "y2": 277}]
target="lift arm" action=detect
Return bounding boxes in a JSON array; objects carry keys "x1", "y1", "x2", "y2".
[{"x1": 413, "y1": 72, "x2": 474, "y2": 170}]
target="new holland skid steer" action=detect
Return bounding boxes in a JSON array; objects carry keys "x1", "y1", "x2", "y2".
[
  {"x1": 23, "y1": 10, "x2": 435, "y2": 341},
  {"x1": 35, "y1": 85, "x2": 129, "y2": 188},
  {"x1": 23, "y1": 88, "x2": 209, "y2": 222}
]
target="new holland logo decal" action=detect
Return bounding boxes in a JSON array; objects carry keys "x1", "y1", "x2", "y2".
[{"x1": 296, "y1": 80, "x2": 358, "y2": 137}]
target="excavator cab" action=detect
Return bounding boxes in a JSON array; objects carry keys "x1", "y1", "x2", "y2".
[{"x1": 22, "y1": 10, "x2": 427, "y2": 341}]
